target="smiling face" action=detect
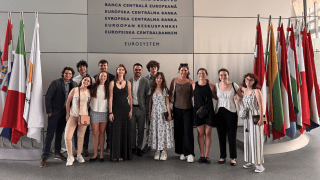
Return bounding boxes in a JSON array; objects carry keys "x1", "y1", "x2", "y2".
[
  {"x1": 245, "y1": 76, "x2": 255, "y2": 88},
  {"x1": 179, "y1": 67, "x2": 189, "y2": 77},
  {"x1": 155, "y1": 74, "x2": 163, "y2": 85},
  {"x1": 117, "y1": 67, "x2": 125, "y2": 76},
  {"x1": 81, "y1": 77, "x2": 91, "y2": 87},
  {"x1": 63, "y1": 70, "x2": 73, "y2": 82},
  {"x1": 134, "y1": 65, "x2": 142, "y2": 78},
  {"x1": 197, "y1": 70, "x2": 207, "y2": 80},
  {"x1": 219, "y1": 71, "x2": 229, "y2": 82},
  {"x1": 78, "y1": 65, "x2": 87, "y2": 74},
  {"x1": 99, "y1": 62, "x2": 108, "y2": 72},
  {"x1": 99, "y1": 72, "x2": 108, "y2": 84}
]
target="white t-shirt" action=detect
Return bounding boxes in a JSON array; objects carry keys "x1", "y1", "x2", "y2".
[{"x1": 90, "y1": 85, "x2": 108, "y2": 112}]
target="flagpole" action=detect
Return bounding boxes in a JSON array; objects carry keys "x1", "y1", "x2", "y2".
[
  {"x1": 285, "y1": 18, "x2": 291, "y2": 43},
  {"x1": 276, "y1": 16, "x2": 282, "y2": 50},
  {"x1": 21, "y1": 12, "x2": 27, "y2": 76}
]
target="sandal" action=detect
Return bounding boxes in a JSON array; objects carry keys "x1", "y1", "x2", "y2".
[
  {"x1": 198, "y1": 157, "x2": 205, "y2": 163},
  {"x1": 231, "y1": 159, "x2": 237, "y2": 166},
  {"x1": 218, "y1": 158, "x2": 226, "y2": 164},
  {"x1": 205, "y1": 157, "x2": 211, "y2": 164}
]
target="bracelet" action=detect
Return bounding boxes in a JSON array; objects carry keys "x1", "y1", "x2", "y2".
[{"x1": 109, "y1": 112, "x2": 113, "y2": 115}]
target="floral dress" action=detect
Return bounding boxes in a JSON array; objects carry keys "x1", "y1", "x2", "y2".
[{"x1": 148, "y1": 91, "x2": 173, "y2": 150}]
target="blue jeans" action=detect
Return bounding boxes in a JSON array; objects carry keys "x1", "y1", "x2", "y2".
[{"x1": 41, "y1": 109, "x2": 66, "y2": 159}]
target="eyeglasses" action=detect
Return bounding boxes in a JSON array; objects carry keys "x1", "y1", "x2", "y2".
[
  {"x1": 245, "y1": 78, "x2": 255, "y2": 82},
  {"x1": 180, "y1": 63, "x2": 188, "y2": 67}
]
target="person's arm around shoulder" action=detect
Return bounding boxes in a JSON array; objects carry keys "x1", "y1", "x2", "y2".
[
  {"x1": 209, "y1": 82, "x2": 218, "y2": 100},
  {"x1": 66, "y1": 88, "x2": 75, "y2": 121},
  {"x1": 45, "y1": 80, "x2": 57, "y2": 117},
  {"x1": 254, "y1": 89, "x2": 265, "y2": 126},
  {"x1": 127, "y1": 81, "x2": 133, "y2": 119},
  {"x1": 109, "y1": 81, "x2": 114, "y2": 122},
  {"x1": 169, "y1": 78, "x2": 175, "y2": 103},
  {"x1": 237, "y1": 86, "x2": 245, "y2": 98}
]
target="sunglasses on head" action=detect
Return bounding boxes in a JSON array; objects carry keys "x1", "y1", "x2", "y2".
[{"x1": 180, "y1": 63, "x2": 188, "y2": 67}]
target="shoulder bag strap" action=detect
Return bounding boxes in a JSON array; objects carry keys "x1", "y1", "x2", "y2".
[
  {"x1": 231, "y1": 82, "x2": 237, "y2": 94},
  {"x1": 78, "y1": 87, "x2": 81, "y2": 116}
]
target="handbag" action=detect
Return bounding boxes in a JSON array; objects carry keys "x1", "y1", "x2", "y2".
[
  {"x1": 252, "y1": 115, "x2": 260, "y2": 125},
  {"x1": 78, "y1": 87, "x2": 90, "y2": 126},
  {"x1": 196, "y1": 84, "x2": 209, "y2": 119}
]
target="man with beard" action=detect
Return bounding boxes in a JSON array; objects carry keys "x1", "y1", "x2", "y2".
[{"x1": 129, "y1": 63, "x2": 150, "y2": 157}]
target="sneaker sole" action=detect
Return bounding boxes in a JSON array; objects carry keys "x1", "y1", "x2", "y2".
[{"x1": 255, "y1": 169, "x2": 265, "y2": 173}]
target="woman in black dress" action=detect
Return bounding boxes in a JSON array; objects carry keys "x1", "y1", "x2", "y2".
[
  {"x1": 108, "y1": 64, "x2": 133, "y2": 161},
  {"x1": 192, "y1": 68, "x2": 216, "y2": 164}
]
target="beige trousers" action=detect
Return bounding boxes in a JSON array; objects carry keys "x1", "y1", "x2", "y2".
[{"x1": 65, "y1": 116, "x2": 88, "y2": 156}]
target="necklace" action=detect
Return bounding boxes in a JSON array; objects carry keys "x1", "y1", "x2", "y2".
[
  {"x1": 179, "y1": 77, "x2": 187, "y2": 84},
  {"x1": 118, "y1": 80, "x2": 123, "y2": 85}
]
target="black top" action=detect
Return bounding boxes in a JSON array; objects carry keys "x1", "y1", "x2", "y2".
[{"x1": 194, "y1": 82, "x2": 215, "y2": 126}]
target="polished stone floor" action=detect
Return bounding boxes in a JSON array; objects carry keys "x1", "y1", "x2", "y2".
[{"x1": 0, "y1": 127, "x2": 320, "y2": 180}]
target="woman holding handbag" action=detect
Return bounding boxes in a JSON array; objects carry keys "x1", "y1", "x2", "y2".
[
  {"x1": 169, "y1": 63, "x2": 195, "y2": 163},
  {"x1": 214, "y1": 68, "x2": 241, "y2": 166},
  {"x1": 65, "y1": 75, "x2": 92, "y2": 166},
  {"x1": 148, "y1": 72, "x2": 173, "y2": 161},
  {"x1": 89, "y1": 71, "x2": 109, "y2": 162},
  {"x1": 192, "y1": 68, "x2": 216, "y2": 164},
  {"x1": 239, "y1": 73, "x2": 265, "y2": 173}
]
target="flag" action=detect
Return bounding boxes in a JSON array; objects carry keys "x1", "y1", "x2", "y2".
[
  {"x1": 253, "y1": 22, "x2": 269, "y2": 137},
  {"x1": 296, "y1": 27, "x2": 310, "y2": 133},
  {"x1": 23, "y1": 16, "x2": 44, "y2": 143},
  {"x1": 0, "y1": 19, "x2": 13, "y2": 140},
  {"x1": 267, "y1": 23, "x2": 285, "y2": 140},
  {"x1": 305, "y1": 31, "x2": 320, "y2": 131},
  {"x1": 278, "y1": 24, "x2": 296, "y2": 139},
  {"x1": 0, "y1": 20, "x2": 27, "y2": 144}
]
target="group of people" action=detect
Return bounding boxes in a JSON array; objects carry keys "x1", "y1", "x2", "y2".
[{"x1": 39, "y1": 59, "x2": 266, "y2": 173}]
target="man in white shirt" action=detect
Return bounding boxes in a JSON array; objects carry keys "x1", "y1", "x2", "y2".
[{"x1": 129, "y1": 63, "x2": 150, "y2": 157}]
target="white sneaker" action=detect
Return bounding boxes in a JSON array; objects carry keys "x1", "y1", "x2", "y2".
[
  {"x1": 77, "y1": 154, "x2": 85, "y2": 163},
  {"x1": 255, "y1": 165, "x2": 265, "y2": 173},
  {"x1": 154, "y1": 151, "x2": 160, "y2": 160},
  {"x1": 160, "y1": 151, "x2": 167, "y2": 161},
  {"x1": 243, "y1": 163, "x2": 255, "y2": 169},
  {"x1": 180, "y1": 154, "x2": 187, "y2": 161},
  {"x1": 66, "y1": 155, "x2": 74, "y2": 166},
  {"x1": 187, "y1": 155, "x2": 194, "y2": 163}
]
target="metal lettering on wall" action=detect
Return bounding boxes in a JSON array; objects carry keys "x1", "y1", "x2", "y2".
[{"x1": 88, "y1": 0, "x2": 193, "y2": 53}]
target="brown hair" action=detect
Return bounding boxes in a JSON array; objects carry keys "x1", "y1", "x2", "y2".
[
  {"x1": 241, "y1": 73, "x2": 259, "y2": 89},
  {"x1": 150, "y1": 72, "x2": 169, "y2": 100},
  {"x1": 78, "y1": 74, "x2": 92, "y2": 89},
  {"x1": 178, "y1": 64, "x2": 190, "y2": 79},
  {"x1": 98, "y1": 59, "x2": 108, "y2": 65},
  {"x1": 146, "y1": 60, "x2": 160, "y2": 72},
  {"x1": 114, "y1": 64, "x2": 127, "y2": 82},
  {"x1": 61, "y1": 67, "x2": 75, "y2": 78},
  {"x1": 218, "y1": 68, "x2": 229, "y2": 82},
  {"x1": 197, "y1": 68, "x2": 208, "y2": 75},
  {"x1": 91, "y1": 71, "x2": 109, "y2": 99}
]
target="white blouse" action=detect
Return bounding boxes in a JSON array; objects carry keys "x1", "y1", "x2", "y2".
[
  {"x1": 215, "y1": 82, "x2": 239, "y2": 113},
  {"x1": 90, "y1": 85, "x2": 108, "y2": 112}
]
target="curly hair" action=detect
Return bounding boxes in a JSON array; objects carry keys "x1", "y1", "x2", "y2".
[
  {"x1": 241, "y1": 73, "x2": 259, "y2": 89},
  {"x1": 146, "y1": 60, "x2": 160, "y2": 72},
  {"x1": 61, "y1": 67, "x2": 75, "y2": 78},
  {"x1": 76, "y1": 60, "x2": 88, "y2": 72}
]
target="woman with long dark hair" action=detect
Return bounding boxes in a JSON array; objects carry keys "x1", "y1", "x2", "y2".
[
  {"x1": 109, "y1": 64, "x2": 133, "y2": 161},
  {"x1": 192, "y1": 68, "x2": 216, "y2": 164},
  {"x1": 148, "y1": 72, "x2": 173, "y2": 161},
  {"x1": 214, "y1": 68, "x2": 240, "y2": 166},
  {"x1": 89, "y1": 71, "x2": 109, "y2": 162},
  {"x1": 239, "y1": 73, "x2": 265, "y2": 173},
  {"x1": 169, "y1": 63, "x2": 195, "y2": 163},
  {"x1": 65, "y1": 75, "x2": 92, "y2": 166}
]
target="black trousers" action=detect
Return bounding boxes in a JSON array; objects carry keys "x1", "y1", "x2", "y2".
[
  {"x1": 216, "y1": 107, "x2": 238, "y2": 159},
  {"x1": 173, "y1": 106, "x2": 195, "y2": 156},
  {"x1": 41, "y1": 109, "x2": 66, "y2": 158}
]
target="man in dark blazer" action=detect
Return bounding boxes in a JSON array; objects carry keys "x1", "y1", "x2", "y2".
[
  {"x1": 40, "y1": 67, "x2": 75, "y2": 167},
  {"x1": 93, "y1": 59, "x2": 115, "y2": 153},
  {"x1": 129, "y1": 63, "x2": 150, "y2": 157}
]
